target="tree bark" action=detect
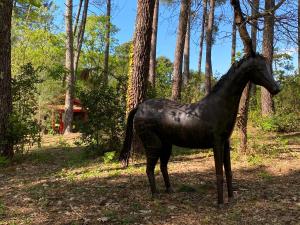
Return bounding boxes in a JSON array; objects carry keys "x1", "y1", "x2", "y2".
[
  {"x1": 103, "y1": 0, "x2": 111, "y2": 85},
  {"x1": 298, "y1": 0, "x2": 300, "y2": 73},
  {"x1": 130, "y1": 0, "x2": 155, "y2": 108},
  {"x1": 198, "y1": 0, "x2": 207, "y2": 76},
  {"x1": 237, "y1": 0, "x2": 259, "y2": 152},
  {"x1": 73, "y1": 0, "x2": 83, "y2": 35},
  {"x1": 183, "y1": 4, "x2": 191, "y2": 85},
  {"x1": 171, "y1": 0, "x2": 190, "y2": 101},
  {"x1": 231, "y1": 11, "x2": 236, "y2": 64},
  {"x1": 74, "y1": 0, "x2": 89, "y2": 74},
  {"x1": 0, "y1": 0, "x2": 13, "y2": 158},
  {"x1": 148, "y1": 0, "x2": 159, "y2": 87},
  {"x1": 64, "y1": 0, "x2": 75, "y2": 134},
  {"x1": 261, "y1": 0, "x2": 275, "y2": 116},
  {"x1": 205, "y1": 0, "x2": 215, "y2": 95}
]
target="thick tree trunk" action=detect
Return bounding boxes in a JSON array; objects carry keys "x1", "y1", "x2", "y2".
[
  {"x1": 261, "y1": 0, "x2": 275, "y2": 116},
  {"x1": 183, "y1": 5, "x2": 191, "y2": 85},
  {"x1": 74, "y1": 0, "x2": 89, "y2": 74},
  {"x1": 298, "y1": 0, "x2": 300, "y2": 73},
  {"x1": 148, "y1": 0, "x2": 159, "y2": 87},
  {"x1": 198, "y1": 0, "x2": 207, "y2": 76},
  {"x1": 171, "y1": 0, "x2": 190, "y2": 101},
  {"x1": 103, "y1": 0, "x2": 111, "y2": 85},
  {"x1": 237, "y1": 0, "x2": 259, "y2": 152},
  {"x1": 0, "y1": 0, "x2": 13, "y2": 158},
  {"x1": 231, "y1": 11, "x2": 236, "y2": 64},
  {"x1": 130, "y1": 0, "x2": 155, "y2": 108},
  {"x1": 204, "y1": 0, "x2": 215, "y2": 95},
  {"x1": 64, "y1": 0, "x2": 75, "y2": 134}
]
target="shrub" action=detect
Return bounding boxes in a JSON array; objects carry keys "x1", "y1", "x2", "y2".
[
  {"x1": 79, "y1": 86, "x2": 125, "y2": 155},
  {"x1": 8, "y1": 63, "x2": 41, "y2": 155}
]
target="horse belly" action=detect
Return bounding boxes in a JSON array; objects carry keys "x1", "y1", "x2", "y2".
[{"x1": 159, "y1": 119, "x2": 214, "y2": 149}]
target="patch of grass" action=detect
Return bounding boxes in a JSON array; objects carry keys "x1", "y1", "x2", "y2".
[
  {"x1": 247, "y1": 154, "x2": 264, "y2": 166},
  {"x1": 172, "y1": 146, "x2": 203, "y2": 156},
  {"x1": 258, "y1": 171, "x2": 273, "y2": 181},
  {"x1": 103, "y1": 151, "x2": 116, "y2": 164},
  {"x1": 0, "y1": 156, "x2": 9, "y2": 167},
  {"x1": 0, "y1": 200, "x2": 6, "y2": 217},
  {"x1": 178, "y1": 184, "x2": 197, "y2": 193}
]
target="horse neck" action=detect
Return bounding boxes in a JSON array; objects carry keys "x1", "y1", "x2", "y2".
[{"x1": 207, "y1": 64, "x2": 251, "y2": 108}]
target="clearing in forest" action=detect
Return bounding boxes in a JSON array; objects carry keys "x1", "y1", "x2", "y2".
[{"x1": 0, "y1": 132, "x2": 300, "y2": 225}]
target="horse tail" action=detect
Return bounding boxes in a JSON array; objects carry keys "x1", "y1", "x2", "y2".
[{"x1": 119, "y1": 107, "x2": 138, "y2": 167}]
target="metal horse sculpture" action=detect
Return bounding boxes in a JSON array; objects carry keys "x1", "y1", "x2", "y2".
[{"x1": 119, "y1": 54, "x2": 280, "y2": 205}]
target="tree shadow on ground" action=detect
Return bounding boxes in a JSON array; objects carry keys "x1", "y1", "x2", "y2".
[{"x1": 1, "y1": 150, "x2": 299, "y2": 225}]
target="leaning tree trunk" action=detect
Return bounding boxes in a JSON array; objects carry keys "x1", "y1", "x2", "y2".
[
  {"x1": 64, "y1": 0, "x2": 75, "y2": 134},
  {"x1": 261, "y1": 0, "x2": 275, "y2": 116},
  {"x1": 183, "y1": 4, "x2": 191, "y2": 85},
  {"x1": 171, "y1": 0, "x2": 190, "y2": 101},
  {"x1": 103, "y1": 0, "x2": 111, "y2": 85},
  {"x1": 237, "y1": 0, "x2": 259, "y2": 152},
  {"x1": 148, "y1": 0, "x2": 159, "y2": 87},
  {"x1": 205, "y1": 0, "x2": 215, "y2": 96},
  {"x1": 74, "y1": 0, "x2": 89, "y2": 74},
  {"x1": 198, "y1": 0, "x2": 207, "y2": 76},
  {"x1": 0, "y1": 0, "x2": 13, "y2": 158},
  {"x1": 231, "y1": 11, "x2": 236, "y2": 64},
  {"x1": 73, "y1": 0, "x2": 83, "y2": 35}
]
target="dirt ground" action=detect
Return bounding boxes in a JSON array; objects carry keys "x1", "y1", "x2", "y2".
[{"x1": 0, "y1": 132, "x2": 299, "y2": 225}]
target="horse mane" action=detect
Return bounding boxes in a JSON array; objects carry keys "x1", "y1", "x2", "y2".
[{"x1": 210, "y1": 53, "x2": 264, "y2": 93}]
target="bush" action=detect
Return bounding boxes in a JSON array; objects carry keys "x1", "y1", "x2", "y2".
[
  {"x1": 8, "y1": 63, "x2": 41, "y2": 155},
  {"x1": 79, "y1": 86, "x2": 125, "y2": 154}
]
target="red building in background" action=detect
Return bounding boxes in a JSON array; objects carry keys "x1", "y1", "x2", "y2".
[{"x1": 48, "y1": 98, "x2": 87, "y2": 134}]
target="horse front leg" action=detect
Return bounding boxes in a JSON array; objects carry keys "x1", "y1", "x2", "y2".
[
  {"x1": 223, "y1": 139, "x2": 233, "y2": 201},
  {"x1": 213, "y1": 140, "x2": 225, "y2": 206}
]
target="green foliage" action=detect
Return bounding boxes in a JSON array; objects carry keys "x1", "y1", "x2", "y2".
[
  {"x1": 154, "y1": 56, "x2": 173, "y2": 98},
  {"x1": 79, "y1": 85, "x2": 125, "y2": 154},
  {"x1": 0, "y1": 156, "x2": 10, "y2": 167},
  {"x1": 103, "y1": 151, "x2": 117, "y2": 164},
  {"x1": 182, "y1": 71, "x2": 205, "y2": 103},
  {"x1": 8, "y1": 63, "x2": 41, "y2": 154}
]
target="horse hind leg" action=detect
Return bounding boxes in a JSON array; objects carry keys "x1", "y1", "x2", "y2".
[
  {"x1": 146, "y1": 154, "x2": 159, "y2": 196},
  {"x1": 140, "y1": 131, "x2": 161, "y2": 197},
  {"x1": 160, "y1": 143, "x2": 173, "y2": 193}
]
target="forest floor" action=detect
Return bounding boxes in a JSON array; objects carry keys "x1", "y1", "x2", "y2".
[{"x1": 0, "y1": 129, "x2": 300, "y2": 225}]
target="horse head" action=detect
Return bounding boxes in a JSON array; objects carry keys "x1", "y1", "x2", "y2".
[{"x1": 248, "y1": 54, "x2": 280, "y2": 95}]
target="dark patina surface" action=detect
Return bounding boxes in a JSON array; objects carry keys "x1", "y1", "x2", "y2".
[{"x1": 120, "y1": 54, "x2": 280, "y2": 205}]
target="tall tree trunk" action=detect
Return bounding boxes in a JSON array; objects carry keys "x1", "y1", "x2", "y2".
[
  {"x1": 205, "y1": 0, "x2": 215, "y2": 96},
  {"x1": 0, "y1": 0, "x2": 13, "y2": 158},
  {"x1": 103, "y1": 0, "x2": 111, "y2": 85},
  {"x1": 74, "y1": 0, "x2": 89, "y2": 74},
  {"x1": 198, "y1": 0, "x2": 207, "y2": 76},
  {"x1": 183, "y1": 4, "x2": 191, "y2": 85},
  {"x1": 237, "y1": 0, "x2": 259, "y2": 152},
  {"x1": 64, "y1": 0, "x2": 75, "y2": 134},
  {"x1": 129, "y1": 0, "x2": 155, "y2": 109},
  {"x1": 261, "y1": 0, "x2": 275, "y2": 116},
  {"x1": 148, "y1": 0, "x2": 159, "y2": 87},
  {"x1": 171, "y1": 0, "x2": 190, "y2": 101},
  {"x1": 298, "y1": 0, "x2": 300, "y2": 73},
  {"x1": 231, "y1": 11, "x2": 236, "y2": 64}
]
